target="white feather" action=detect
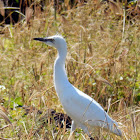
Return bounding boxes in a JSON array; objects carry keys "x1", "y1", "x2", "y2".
[{"x1": 34, "y1": 35, "x2": 122, "y2": 137}]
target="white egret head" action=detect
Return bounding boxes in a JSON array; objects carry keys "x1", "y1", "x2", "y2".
[{"x1": 33, "y1": 35, "x2": 67, "y2": 49}]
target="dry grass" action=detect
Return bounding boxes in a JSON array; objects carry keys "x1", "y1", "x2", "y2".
[{"x1": 0, "y1": 0, "x2": 140, "y2": 139}]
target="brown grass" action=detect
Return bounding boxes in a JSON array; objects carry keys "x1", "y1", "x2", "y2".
[{"x1": 0, "y1": 0, "x2": 139, "y2": 139}]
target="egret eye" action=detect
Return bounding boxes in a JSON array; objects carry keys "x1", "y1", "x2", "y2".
[{"x1": 47, "y1": 38, "x2": 54, "y2": 42}]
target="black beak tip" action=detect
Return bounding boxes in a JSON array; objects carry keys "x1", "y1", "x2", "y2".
[
  {"x1": 33, "y1": 38, "x2": 40, "y2": 41},
  {"x1": 33, "y1": 38, "x2": 45, "y2": 42},
  {"x1": 33, "y1": 37, "x2": 54, "y2": 43}
]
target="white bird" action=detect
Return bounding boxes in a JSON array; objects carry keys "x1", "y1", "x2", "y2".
[{"x1": 33, "y1": 35, "x2": 122, "y2": 139}]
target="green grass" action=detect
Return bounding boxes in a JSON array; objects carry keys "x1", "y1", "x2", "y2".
[{"x1": 0, "y1": 1, "x2": 140, "y2": 139}]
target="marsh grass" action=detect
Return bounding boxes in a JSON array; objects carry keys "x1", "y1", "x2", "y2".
[{"x1": 0, "y1": 0, "x2": 139, "y2": 139}]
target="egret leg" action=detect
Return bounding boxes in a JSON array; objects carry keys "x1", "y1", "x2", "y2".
[
  {"x1": 68, "y1": 120, "x2": 77, "y2": 140},
  {"x1": 80, "y1": 124, "x2": 94, "y2": 140}
]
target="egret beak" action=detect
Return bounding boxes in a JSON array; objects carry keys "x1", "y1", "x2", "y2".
[{"x1": 33, "y1": 38, "x2": 54, "y2": 43}]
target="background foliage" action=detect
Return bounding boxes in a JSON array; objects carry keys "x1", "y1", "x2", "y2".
[{"x1": 0, "y1": 0, "x2": 140, "y2": 139}]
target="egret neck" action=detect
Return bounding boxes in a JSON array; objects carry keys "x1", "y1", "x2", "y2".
[{"x1": 54, "y1": 44, "x2": 70, "y2": 98}]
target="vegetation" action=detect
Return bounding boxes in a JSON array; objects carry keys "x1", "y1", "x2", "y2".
[{"x1": 0, "y1": 0, "x2": 139, "y2": 139}]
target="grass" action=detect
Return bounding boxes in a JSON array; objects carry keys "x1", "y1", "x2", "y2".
[{"x1": 0, "y1": 0, "x2": 140, "y2": 139}]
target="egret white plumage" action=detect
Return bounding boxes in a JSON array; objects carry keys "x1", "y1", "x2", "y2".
[{"x1": 33, "y1": 35, "x2": 122, "y2": 139}]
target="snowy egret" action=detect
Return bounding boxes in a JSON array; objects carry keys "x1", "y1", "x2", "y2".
[{"x1": 33, "y1": 35, "x2": 122, "y2": 139}]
